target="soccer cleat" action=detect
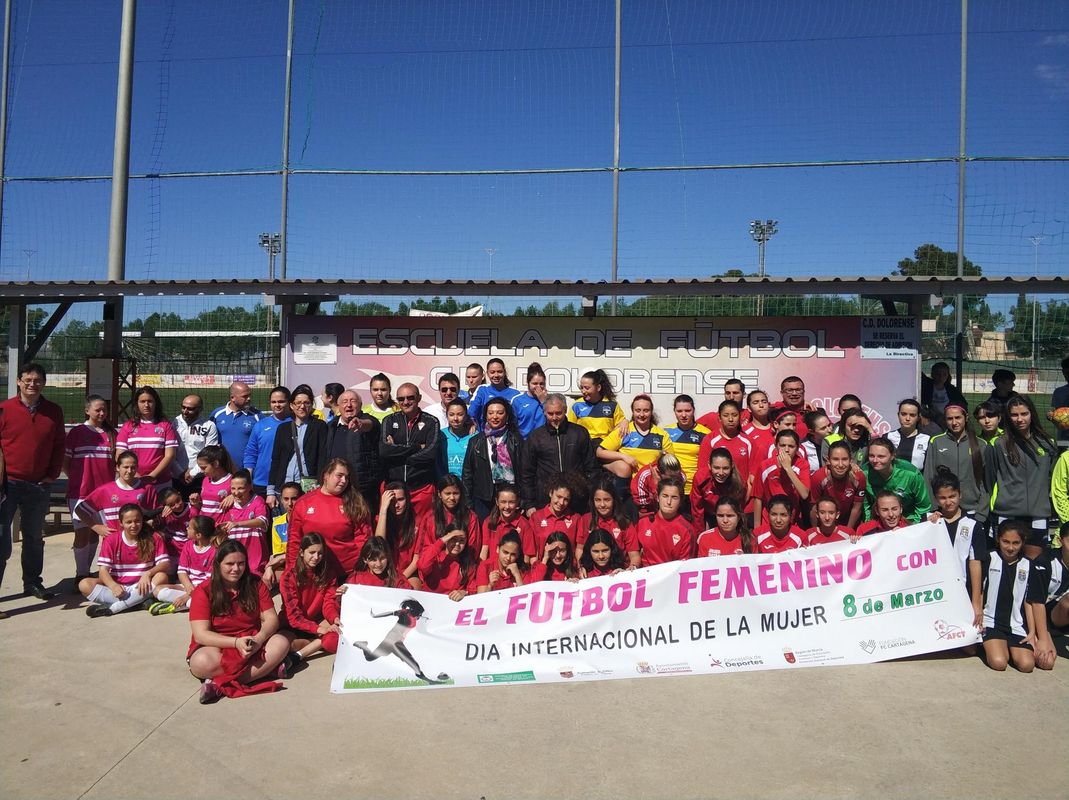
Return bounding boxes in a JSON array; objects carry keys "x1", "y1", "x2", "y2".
[
  {"x1": 198, "y1": 679, "x2": 222, "y2": 705},
  {"x1": 85, "y1": 604, "x2": 113, "y2": 618},
  {"x1": 148, "y1": 602, "x2": 177, "y2": 616}
]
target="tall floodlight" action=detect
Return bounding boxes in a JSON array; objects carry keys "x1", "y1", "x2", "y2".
[
  {"x1": 484, "y1": 247, "x2": 497, "y2": 316},
  {"x1": 260, "y1": 233, "x2": 281, "y2": 336},
  {"x1": 749, "y1": 219, "x2": 779, "y2": 316}
]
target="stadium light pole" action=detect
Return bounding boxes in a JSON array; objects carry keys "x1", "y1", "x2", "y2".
[
  {"x1": 484, "y1": 248, "x2": 496, "y2": 316},
  {"x1": 749, "y1": 219, "x2": 778, "y2": 316},
  {"x1": 1029, "y1": 235, "x2": 1043, "y2": 370},
  {"x1": 260, "y1": 232, "x2": 281, "y2": 335}
]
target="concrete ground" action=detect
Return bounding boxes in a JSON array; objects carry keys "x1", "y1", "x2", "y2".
[{"x1": 1, "y1": 530, "x2": 1066, "y2": 800}]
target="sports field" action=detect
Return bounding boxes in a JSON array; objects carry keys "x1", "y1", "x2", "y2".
[{"x1": 1, "y1": 530, "x2": 1066, "y2": 800}]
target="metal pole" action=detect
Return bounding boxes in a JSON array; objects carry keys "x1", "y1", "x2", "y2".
[
  {"x1": 756, "y1": 240, "x2": 765, "y2": 317},
  {"x1": 954, "y1": 0, "x2": 967, "y2": 387},
  {"x1": 104, "y1": 0, "x2": 137, "y2": 358},
  {"x1": 0, "y1": 0, "x2": 12, "y2": 241},
  {"x1": 278, "y1": 0, "x2": 295, "y2": 279},
  {"x1": 6, "y1": 303, "x2": 23, "y2": 399},
  {"x1": 484, "y1": 248, "x2": 496, "y2": 316},
  {"x1": 609, "y1": 0, "x2": 622, "y2": 315},
  {"x1": 1030, "y1": 236, "x2": 1042, "y2": 369}
]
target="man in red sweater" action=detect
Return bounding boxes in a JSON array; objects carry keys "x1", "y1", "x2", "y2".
[{"x1": 0, "y1": 363, "x2": 66, "y2": 601}]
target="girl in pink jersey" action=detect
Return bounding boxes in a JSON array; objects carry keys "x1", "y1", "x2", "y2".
[
  {"x1": 695, "y1": 497, "x2": 753, "y2": 557},
  {"x1": 190, "y1": 444, "x2": 234, "y2": 521},
  {"x1": 156, "y1": 487, "x2": 193, "y2": 569},
  {"x1": 79, "y1": 504, "x2": 170, "y2": 617},
  {"x1": 115, "y1": 386, "x2": 178, "y2": 489},
  {"x1": 217, "y1": 470, "x2": 270, "y2": 578},
  {"x1": 74, "y1": 450, "x2": 160, "y2": 538},
  {"x1": 64, "y1": 395, "x2": 115, "y2": 578},
  {"x1": 149, "y1": 515, "x2": 223, "y2": 615}
]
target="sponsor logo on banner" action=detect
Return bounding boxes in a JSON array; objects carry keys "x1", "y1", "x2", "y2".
[
  {"x1": 330, "y1": 522, "x2": 981, "y2": 693},
  {"x1": 933, "y1": 620, "x2": 968, "y2": 640},
  {"x1": 184, "y1": 375, "x2": 216, "y2": 386}
]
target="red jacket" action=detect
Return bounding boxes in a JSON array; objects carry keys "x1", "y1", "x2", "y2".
[
  {"x1": 286, "y1": 489, "x2": 372, "y2": 575},
  {"x1": 476, "y1": 558, "x2": 526, "y2": 591},
  {"x1": 635, "y1": 513, "x2": 693, "y2": 566},
  {"x1": 753, "y1": 525, "x2": 806, "y2": 554},
  {"x1": 279, "y1": 566, "x2": 335, "y2": 635},
  {"x1": 528, "y1": 506, "x2": 582, "y2": 556},
  {"x1": 0, "y1": 395, "x2": 65, "y2": 482},
  {"x1": 417, "y1": 537, "x2": 477, "y2": 595},
  {"x1": 323, "y1": 569, "x2": 409, "y2": 622},
  {"x1": 482, "y1": 515, "x2": 535, "y2": 557},
  {"x1": 856, "y1": 519, "x2": 906, "y2": 537}
]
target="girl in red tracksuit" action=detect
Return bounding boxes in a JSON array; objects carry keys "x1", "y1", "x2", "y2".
[
  {"x1": 694, "y1": 497, "x2": 753, "y2": 557},
  {"x1": 279, "y1": 533, "x2": 340, "y2": 673},
  {"x1": 529, "y1": 532, "x2": 580, "y2": 582},
  {"x1": 580, "y1": 475, "x2": 640, "y2": 567},
  {"x1": 579, "y1": 528, "x2": 629, "y2": 578},
  {"x1": 376, "y1": 481, "x2": 421, "y2": 588},
  {"x1": 753, "y1": 495, "x2": 806, "y2": 554},
  {"x1": 418, "y1": 524, "x2": 479, "y2": 600},
  {"x1": 417, "y1": 474, "x2": 482, "y2": 556},
  {"x1": 634, "y1": 477, "x2": 694, "y2": 567},
  {"x1": 476, "y1": 531, "x2": 529, "y2": 592},
  {"x1": 341, "y1": 537, "x2": 411, "y2": 590},
  {"x1": 480, "y1": 484, "x2": 534, "y2": 561},
  {"x1": 528, "y1": 475, "x2": 583, "y2": 559}
]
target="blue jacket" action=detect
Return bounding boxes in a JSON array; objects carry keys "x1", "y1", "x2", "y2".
[
  {"x1": 511, "y1": 392, "x2": 545, "y2": 438},
  {"x1": 243, "y1": 415, "x2": 291, "y2": 486},
  {"x1": 467, "y1": 384, "x2": 522, "y2": 428}
]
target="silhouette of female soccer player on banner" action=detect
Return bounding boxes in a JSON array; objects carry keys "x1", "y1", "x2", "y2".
[{"x1": 352, "y1": 599, "x2": 450, "y2": 684}]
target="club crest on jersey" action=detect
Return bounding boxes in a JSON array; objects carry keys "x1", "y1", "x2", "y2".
[
  {"x1": 110, "y1": 494, "x2": 119, "y2": 503},
  {"x1": 1017, "y1": 568, "x2": 1028, "y2": 582},
  {"x1": 306, "y1": 506, "x2": 315, "y2": 515},
  {"x1": 672, "y1": 534, "x2": 681, "y2": 545}
]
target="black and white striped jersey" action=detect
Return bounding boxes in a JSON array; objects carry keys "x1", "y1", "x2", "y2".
[
  {"x1": 980, "y1": 552, "x2": 1043, "y2": 637},
  {"x1": 1031, "y1": 553, "x2": 1069, "y2": 605}
]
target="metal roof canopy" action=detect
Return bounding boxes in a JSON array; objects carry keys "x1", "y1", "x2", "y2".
[{"x1": 0, "y1": 275, "x2": 1066, "y2": 304}]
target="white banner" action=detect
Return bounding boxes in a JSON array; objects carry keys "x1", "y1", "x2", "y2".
[{"x1": 330, "y1": 522, "x2": 980, "y2": 693}]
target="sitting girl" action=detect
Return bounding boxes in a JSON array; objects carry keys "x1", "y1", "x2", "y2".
[
  {"x1": 149, "y1": 515, "x2": 223, "y2": 615},
  {"x1": 278, "y1": 533, "x2": 341, "y2": 673},
  {"x1": 476, "y1": 531, "x2": 528, "y2": 592},
  {"x1": 80, "y1": 503, "x2": 170, "y2": 617}
]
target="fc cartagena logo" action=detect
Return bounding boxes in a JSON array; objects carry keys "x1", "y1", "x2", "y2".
[{"x1": 859, "y1": 639, "x2": 877, "y2": 654}]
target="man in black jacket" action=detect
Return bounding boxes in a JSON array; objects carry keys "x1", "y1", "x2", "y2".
[
  {"x1": 326, "y1": 390, "x2": 383, "y2": 512},
  {"x1": 520, "y1": 393, "x2": 596, "y2": 514},
  {"x1": 379, "y1": 383, "x2": 441, "y2": 518}
]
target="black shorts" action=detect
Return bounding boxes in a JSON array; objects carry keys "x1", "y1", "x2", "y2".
[
  {"x1": 1046, "y1": 601, "x2": 1069, "y2": 634},
  {"x1": 982, "y1": 628, "x2": 1033, "y2": 650}
]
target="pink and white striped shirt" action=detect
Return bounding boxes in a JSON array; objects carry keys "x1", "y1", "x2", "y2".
[
  {"x1": 198, "y1": 474, "x2": 233, "y2": 520},
  {"x1": 178, "y1": 540, "x2": 215, "y2": 586},
  {"x1": 116, "y1": 418, "x2": 178, "y2": 487},
  {"x1": 64, "y1": 423, "x2": 114, "y2": 502},
  {"x1": 219, "y1": 496, "x2": 269, "y2": 576},
  {"x1": 97, "y1": 531, "x2": 169, "y2": 585},
  {"x1": 160, "y1": 503, "x2": 192, "y2": 564},
  {"x1": 76, "y1": 480, "x2": 159, "y2": 534}
]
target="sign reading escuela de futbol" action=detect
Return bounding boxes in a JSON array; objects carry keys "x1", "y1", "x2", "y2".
[
  {"x1": 288, "y1": 316, "x2": 919, "y2": 434},
  {"x1": 330, "y1": 522, "x2": 978, "y2": 693}
]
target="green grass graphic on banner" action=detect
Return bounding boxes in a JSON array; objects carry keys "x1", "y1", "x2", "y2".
[{"x1": 343, "y1": 676, "x2": 456, "y2": 690}]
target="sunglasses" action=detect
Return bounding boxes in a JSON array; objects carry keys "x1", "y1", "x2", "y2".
[
  {"x1": 397, "y1": 395, "x2": 418, "y2": 402},
  {"x1": 439, "y1": 386, "x2": 458, "y2": 394}
]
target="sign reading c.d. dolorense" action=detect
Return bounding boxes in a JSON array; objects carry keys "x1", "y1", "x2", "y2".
[{"x1": 330, "y1": 522, "x2": 978, "y2": 693}]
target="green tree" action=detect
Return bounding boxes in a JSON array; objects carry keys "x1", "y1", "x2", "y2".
[
  {"x1": 895, "y1": 243, "x2": 1002, "y2": 330},
  {"x1": 1007, "y1": 296, "x2": 1069, "y2": 360}
]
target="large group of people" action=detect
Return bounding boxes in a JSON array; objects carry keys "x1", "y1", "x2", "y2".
[{"x1": 1, "y1": 356, "x2": 1067, "y2": 702}]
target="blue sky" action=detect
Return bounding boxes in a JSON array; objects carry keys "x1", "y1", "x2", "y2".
[{"x1": 0, "y1": 0, "x2": 1065, "y2": 323}]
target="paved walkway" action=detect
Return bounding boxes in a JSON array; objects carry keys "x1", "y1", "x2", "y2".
[{"x1": 2, "y1": 531, "x2": 1066, "y2": 800}]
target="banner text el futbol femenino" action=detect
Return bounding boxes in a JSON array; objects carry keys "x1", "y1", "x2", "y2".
[
  {"x1": 287, "y1": 315, "x2": 919, "y2": 433},
  {"x1": 330, "y1": 522, "x2": 979, "y2": 693}
]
